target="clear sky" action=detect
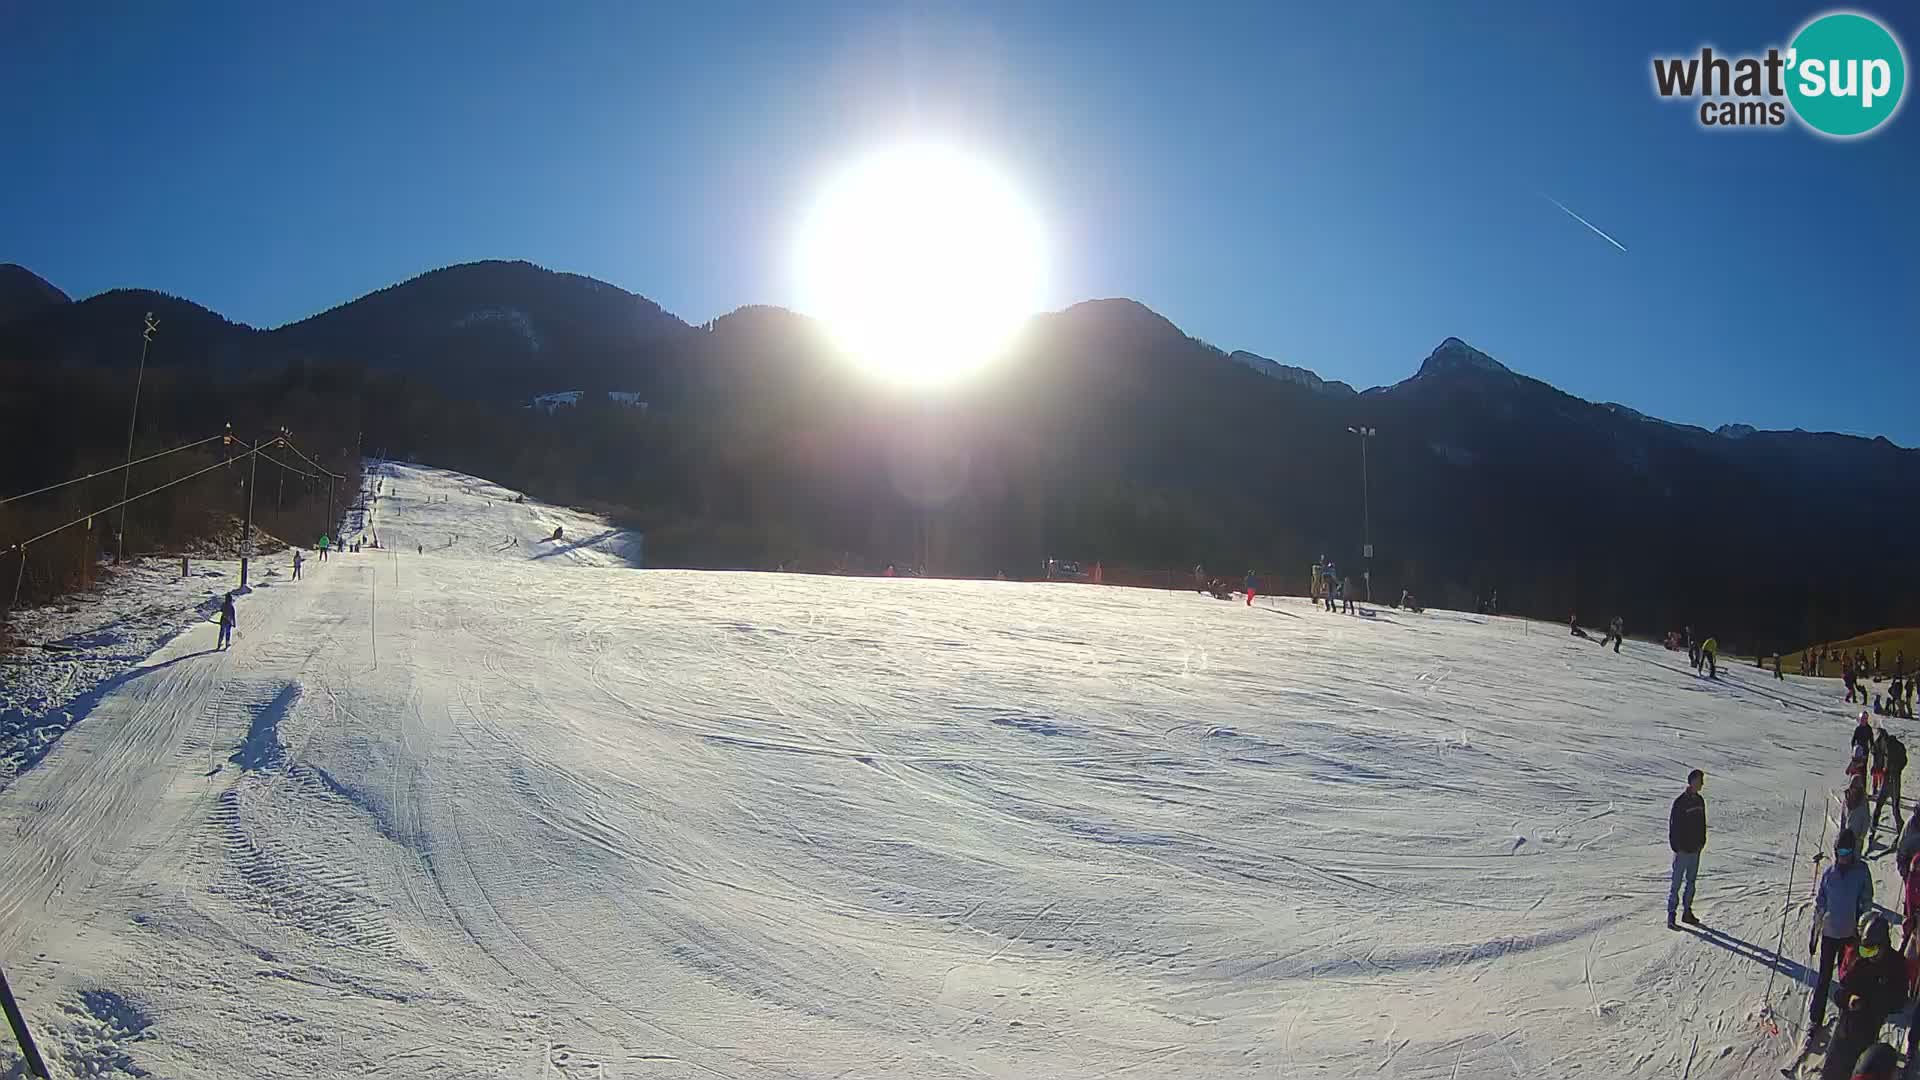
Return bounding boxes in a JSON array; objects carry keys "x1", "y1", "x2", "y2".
[{"x1": 4, "y1": 1, "x2": 1915, "y2": 441}]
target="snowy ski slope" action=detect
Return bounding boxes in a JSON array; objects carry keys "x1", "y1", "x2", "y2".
[{"x1": 0, "y1": 462, "x2": 1874, "y2": 1079}]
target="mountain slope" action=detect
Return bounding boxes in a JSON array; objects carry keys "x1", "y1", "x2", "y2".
[
  {"x1": 0, "y1": 287, "x2": 253, "y2": 370},
  {"x1": 0, "y1": 260, "x2": 694, "y2": 398},
  {"x1": 2, "y1": 258, "x2": 1912, "y2": 647},
  {"x1": 270, "y1": 260, "x2": 695, "y2": 395},
  {"x1": 0, "y1": 264, "x2": 70, "y2": 326},
  {"x1": 0, "y1": 459, "x2": 1836, "y2": 1080}
]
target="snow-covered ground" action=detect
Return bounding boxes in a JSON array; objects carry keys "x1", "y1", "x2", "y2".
[
  {"x1": 0, "y1": 462, "x2": 1879, "y2": 1079},
  {"x1": 353, "y1": 460, "x2": 642, "y2": 567},
  {"x1": 0, "y1": 554, "x2": 279, "y2": 789}
]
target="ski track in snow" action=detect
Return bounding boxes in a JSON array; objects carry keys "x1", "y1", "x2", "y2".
[{"x1": 0, "y1": 461, "x2": 1880, "y2": 1078}]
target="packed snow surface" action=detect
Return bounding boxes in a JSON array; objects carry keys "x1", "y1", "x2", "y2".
[{"x1": 0, "y1": 462, "x2": 1871, "y2": 1079}]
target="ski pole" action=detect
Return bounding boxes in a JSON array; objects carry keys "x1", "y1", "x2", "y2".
[
  {"x1": 1794, "y1": 797, "x2": 1833, "y2": 1037},
  {"x1": 0, "y1": 965, "x2": 49, "y2": 1079},
  {"x1": 1764, "y1": 789, "x2": 1809, "y2": 1011}
]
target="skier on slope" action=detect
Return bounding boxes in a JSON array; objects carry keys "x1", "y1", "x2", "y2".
[
  {"x1": 1342, "y1": 576, "x2": 1356, "y2": 614},
  {"x1": 1902, "y1": 851, "x2": 1920, "y2": 953},
  {"x1": 1815, "y1": 916, "x2": 1906, "y2": 1078},
  {"x1": 1569, "y1": 613, "x2": 1590, "y2": 639},
  {"x1": 1871, "y1": 733, "x2": 1908, "y2": 843},
  {"x1": 217, "y1": 592, "x2": 237, "y2": 650},
  {"x1": 1243, "y1": 569, "x2": 1257, "y2": 607},
  {"x1": 1855, "y1": 712, "x2": 1877, "y2": 759},
  {"x1": 1667, "y1": 768, "x2": 1706, "y2": 928},
  {"x1": 1809, "y1": 829, "x2": 1875, "y2": 1044},
  {"x1": 1871, "y1": 732, "x2": 1891, "y2": 800},
  {"x1": 292, "y1": 549, "x2": 303, "y2": 581},
  {"x1": 1896, "y1": 814, "x2": 1920, "y2": 886},
  {"x1": 1842, "y1": 781, "x2": 1874, "y2": 849},
  {"x1": 1700, "y1": 636, "x2": 1719, "y2": 678}
]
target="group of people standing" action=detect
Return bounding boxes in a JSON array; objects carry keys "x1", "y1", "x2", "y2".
[
  {"x1": 1689, "y1": 628, "x2": 1721, "y2": 679},
  {"x1": 1308, "y1": 558, "x2": 1357, "y2": 614},
  {"x1": 1666, "y1": 706, "x2": 1920, "y2": 1077},
  {"x1": 1848, "y1": 656, "x2": 1918, "y2": 720},
  {"x1": 1797, "y1": 714, "x2": 1920, "y2": 1076}
]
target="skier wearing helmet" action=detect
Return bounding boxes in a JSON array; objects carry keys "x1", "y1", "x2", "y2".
[
  {"x1": 1817, "y1": 915, "x2": 1906, "y2": 1079},
  {"x1": 1809, "y1": 829, "x2": 1875, "y2": 1042}
]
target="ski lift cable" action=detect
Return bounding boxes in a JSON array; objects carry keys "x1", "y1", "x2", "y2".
[
  {"x1": 254, "y1": 446, "x2": 324, "y2": 482},
  {"x1": 0, "y1": 432, "x2": 228, "y2": 506},
  {"x1": 274, "y1": 435, "x2": 343, "y2": 479},
  {"x1": 4, "y1": 446, "x2": 270, "y2": 553}
]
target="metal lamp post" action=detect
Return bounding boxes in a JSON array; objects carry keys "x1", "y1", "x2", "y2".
[
  {"x1": 115, "y1": 312, "x2": 158, "y2": 562},
  {"x1": 1347, "y1": 426, "x2": 1376, "y2": 601}
]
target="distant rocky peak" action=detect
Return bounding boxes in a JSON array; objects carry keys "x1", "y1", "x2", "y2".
[{"x1": 1417, "y1": 337, "x2": 1512, "y2": 378}]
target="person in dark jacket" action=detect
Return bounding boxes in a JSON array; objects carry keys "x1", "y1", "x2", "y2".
[
  {"x1": 1853, "y1": 714, "x2": 1876, "y2": 760},
  {"x1": 1818, "y1": 916, "x2": 1905, "y2": 1078},
  {"x1": 1834, "y1": 1041, "x2": 1898, "y2": 1080},
  {"x1": 217, "y1": 592, "x2": 237, "y2": 650},
  {"x1": 1872, "y1": 732, "x2": 1908, "y2": 842},
  {"x1": 1668, "y1": 769, "x2": 1707, "y2": 927},
  {"x1": 1810, "y1": 830, "x2": 1876, "y2": 1038}
]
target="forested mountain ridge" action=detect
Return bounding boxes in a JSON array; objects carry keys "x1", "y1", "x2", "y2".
[{"x1": 4, "y1": 259, "x2": 1912, "y2": 653}]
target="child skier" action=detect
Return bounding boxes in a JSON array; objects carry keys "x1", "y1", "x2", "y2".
[
  {"x1": 1843, "y1": 780, "x2": 1874, "y2": 849},
  {"x1": 1871, "y1": 731, "x2": 1891, "y2": 799}
]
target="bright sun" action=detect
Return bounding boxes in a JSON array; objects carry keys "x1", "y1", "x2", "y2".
[{"x1": 796, "y1": 142, "x2": 1047, "y2": 386}]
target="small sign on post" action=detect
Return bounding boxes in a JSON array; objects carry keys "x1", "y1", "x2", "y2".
[{"x1": 1363, "y1": 543, "x2": 1374, "y2": 559}]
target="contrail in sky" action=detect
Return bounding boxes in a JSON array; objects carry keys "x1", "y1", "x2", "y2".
[{"x1": 1541, "y1": 193, "x2": 1628, "y2": 253}]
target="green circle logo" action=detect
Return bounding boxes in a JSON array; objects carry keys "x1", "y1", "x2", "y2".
[{"x1": 1787, "y1": 12, "x2": 1907, "y2": 137}]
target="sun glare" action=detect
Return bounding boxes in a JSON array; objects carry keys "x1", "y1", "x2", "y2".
[{"x1": 795, "y1": 142, "x2": 1047, "y2": 386}]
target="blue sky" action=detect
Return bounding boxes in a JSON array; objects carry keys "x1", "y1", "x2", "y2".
[{"x1": 3, "y1": 1, "x2": 1915, "y2": 441}]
